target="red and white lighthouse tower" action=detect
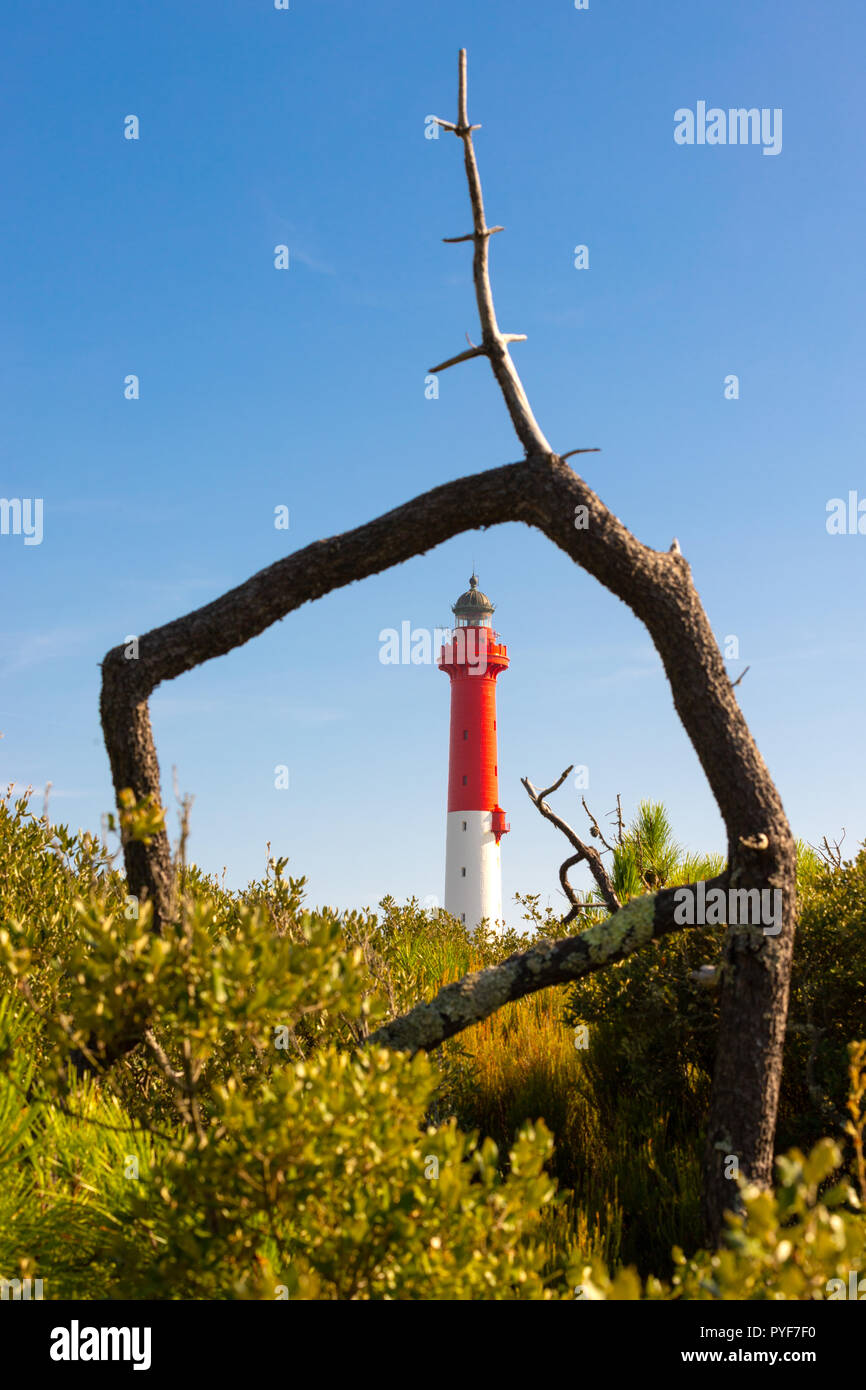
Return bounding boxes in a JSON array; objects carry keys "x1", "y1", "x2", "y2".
[{"x1": 438, "y1": 575, "x2": 509, "y2": 932}]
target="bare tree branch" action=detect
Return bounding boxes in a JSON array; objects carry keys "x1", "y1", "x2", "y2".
[
  {"x1": 369, "y1": 876, "x2": 727, "y2": 1052},
  {"x1": 442, "y1": 225, "x2": 504, "y2": 243},
  {"x1": 812, "y1": 830, "x2": 846, "y2": 869},
  {"x1": 142, "y1": 1028, "x2": 184, "y2": 1089},
  {"x1": 557, "y1": 852, "x2": 583, "y2": 914},
  {"x1": 429, "y1": 344, "x2": 488, "y2": 373},
  {"x1": 581, "y1": 796, "x2": 616, "y2": 853},
  {"x1": 521, "y1": 769, "x2": 621, "y2": 915},
  {"x1": 428, "y1": 50, "x2": 552, "y2": 456}
]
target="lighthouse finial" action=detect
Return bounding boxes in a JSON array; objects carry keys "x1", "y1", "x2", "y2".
[{"x1": 452, "y1": 574, "x2": 494, "y2": 619}]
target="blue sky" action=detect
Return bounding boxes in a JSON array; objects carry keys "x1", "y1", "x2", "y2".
[{"x1": 1, "y1": 0, "x2": 863, "y2": 921}]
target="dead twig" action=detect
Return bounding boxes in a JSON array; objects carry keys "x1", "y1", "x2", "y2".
[{"x1": 522, "y1": 767, "x2": 621, "y2": 916}]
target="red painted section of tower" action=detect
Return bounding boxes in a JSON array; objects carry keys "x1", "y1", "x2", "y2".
[{"x1": 438, "y1": 625, "x2": 509, "y2": 834}]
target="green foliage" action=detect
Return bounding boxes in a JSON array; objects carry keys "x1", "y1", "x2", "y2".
[
  {"x1": 777, "y1": 850, "x2": 866, "y2": 1151},
  {"x1": 575, "y1": 1138, "x2": 865, "y2": 1301},
  {"x1": 0, "y1": 790, "x2": 124, "y2": 977},
  {"x1": 0, "y1": 794, "x2": 566, "y2": 1298},
  {"x1": 564, "y1": 811, "x2": 866, "y2": 1215},
  {"x1": 457, "y1": 805, "x2": 866, "y2": 1275},
  {"x1": 563, "y1": 802, "x2": 726, "y2": 1168},
  {"x1": 108, "y1": 788, "x2": 167, "y2": 846},
  {"x1": 673, "y1": 1137, "x2": 863, "y2": 1301},
  {"x1": 123, "y1": 1048, "x2": 561, "y2": 1300},
  {"x1": 0, "y1": 789, "x2": 863, "y2": 1300},
  {"x1": 613, "y1": 800, "x2": 725, "y2": 900},
  {"x1": 571, "y1": 1042, "x2": 866, "y2": 1300},
  {"x1": 438, "y1": 955, "x2": 707, "y2": 1275}
]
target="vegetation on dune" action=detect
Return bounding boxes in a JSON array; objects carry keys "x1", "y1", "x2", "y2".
[{"x1": 0, "y1": 789, "x2": 863, "y2": 1299}]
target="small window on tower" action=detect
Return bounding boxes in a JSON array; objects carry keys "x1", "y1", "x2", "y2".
[
  {"x1": 463, "y1": 729, "x2": 468, "y2": 740},
  {"x1": 494, "y1": 720, "x2": 496, "y2": 730},
  {"x1": 461, "y1": 867, "x2": 466, "y2": 877},
  {"x1": 462, "y1": 821, "x2": 467, "y2": 831},
  {"x1": 462, "y1": 774, "x2": 467, "y2": 786},
  {"x1": 495, "y1": 764, "x2": 498, "y2": 775}
]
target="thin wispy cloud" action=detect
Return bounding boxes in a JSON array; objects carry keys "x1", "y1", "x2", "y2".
[
  {"x1": 4, "y1": 781, "x2": 92, "y2": 801},
  {"x1": 588, "y1": 663, "x2": 661, "y2": 688},
  {"x1": 114, "y1": 576, "x2": 227, "y2": 607},
  {"x1": 151, "y1": 693, "x2": 347, "y2": 727},
  {"x1": 0, "y1": 626, "x2": 100, "y2": 676},
  {"x1": 290, "y1": 246, "x2": 337, "y2": 276},
  {"x1": 256, "y1": 191, "x2": 336, "y2": 276}
]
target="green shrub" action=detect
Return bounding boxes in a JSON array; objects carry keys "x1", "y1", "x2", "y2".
[
  {"x1": 577, "y1": 1044, "x2": 866, "y2": 1301},
  {"x1": 0, "y1": 794, "x2": 564, "y2": 1298},
  {"x1": 1, "y1": 790, "x2": 864, "y2": 1300}
]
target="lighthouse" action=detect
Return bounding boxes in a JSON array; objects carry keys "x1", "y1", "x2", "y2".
[{"x1": 438, "y1": 575, "x2": 510, "y2": 932}]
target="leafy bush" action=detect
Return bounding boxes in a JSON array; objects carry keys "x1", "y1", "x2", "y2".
[
  {"x1": 577, "y1": 1045, "x2": 866, "y2": 1301},
  {"x1": 777, "y1": 852, "x2": 866, "y2": 1151},
  {"x1": 451, "y1": 803, "x2": 866, "y2": 1273},
  {"x1": 563, "y1": 833, "x2": 866, "y2": 1161},
  {"x1": 0, "y1": 789, "x2": 863, "y2": 1299},
  {"x1": 0, "y1": 793, "x2": 565, "y2": 1298}
]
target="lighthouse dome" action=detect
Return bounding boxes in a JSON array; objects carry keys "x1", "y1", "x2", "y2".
[{"x1": 452, "y1": 574, "x2": 495, "y2": 622}]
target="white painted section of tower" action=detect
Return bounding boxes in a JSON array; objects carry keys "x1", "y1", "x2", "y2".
[{"x1": 444, "y1": 809, "x2": 504, "y2": 932}]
